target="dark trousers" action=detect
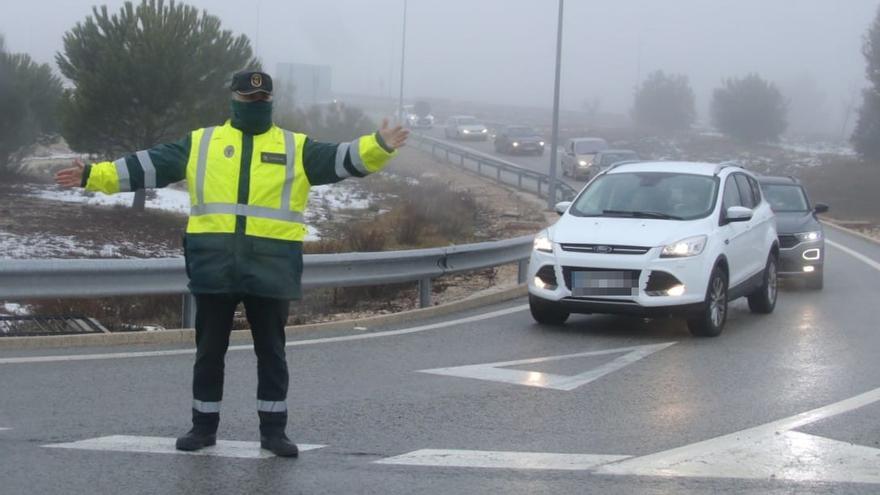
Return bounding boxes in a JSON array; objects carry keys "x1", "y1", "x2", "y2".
[{"x1": 190, "y1": 293, "x2": 290, "y2": 434}]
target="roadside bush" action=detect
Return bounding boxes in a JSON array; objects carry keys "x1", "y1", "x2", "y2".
[
  {"x1": 632, "y1": 70, "x2": 696, "y2": 132},
  {"x1": 853, "y1": 5, "x2": 880, "y2": 160},
  {"x1": 711, "y1": 74, "x2": 788, "y2": 143},
  {"x1": 25, "y1": 295, "x2": 183, "y2": 332}
]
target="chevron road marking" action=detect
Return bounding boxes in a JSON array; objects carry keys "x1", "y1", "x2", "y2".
[
  {"x1": 418, "y1": 342, "x2": 676, "y2": 391},
  {"x1": 43, "y1": 435, "x2": 325, "y2": 459},
  {"x1": 375, "y1": 449, "x2": 630, "y2": 471}
]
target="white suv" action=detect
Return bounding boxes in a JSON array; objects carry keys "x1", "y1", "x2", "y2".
[{"x1": 528, "y1": 161, "x2": 779, "y2": 337}]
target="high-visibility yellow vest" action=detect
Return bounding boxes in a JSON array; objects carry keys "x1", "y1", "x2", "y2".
[{"x1": 186, "y1": 123, "x2": 310, "y2": 242}]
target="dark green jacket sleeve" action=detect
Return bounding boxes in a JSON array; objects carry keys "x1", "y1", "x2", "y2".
[
  {"x1": 302, "y1": 132, "x2": 395, "y2": 186},
  {"x1": 81, "y1": 135, "x2": 191, "y2": 190}
]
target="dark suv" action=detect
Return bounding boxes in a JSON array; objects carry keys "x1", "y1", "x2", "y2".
[
  {"x1": 494, "y1": 126, "x2": 545, "y2": 155},
  {"x1": 759, "y1": 176, "x2": 829, "y2": 289}
]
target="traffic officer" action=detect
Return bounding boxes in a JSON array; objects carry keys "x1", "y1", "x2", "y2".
[{"x1": 54, "y1": 70, "x2": 410, "y2": 457}]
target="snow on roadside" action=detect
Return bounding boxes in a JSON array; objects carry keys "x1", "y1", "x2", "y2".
[
  {"x1": 30, "y1": 187, "x2": 191, "y2": 215},
  {"x1": 0, "y1": 231, "x2": 182, "y2": 259},
  {"x1": 1, "y1": 303, "x2": 30, "y2": 316}
]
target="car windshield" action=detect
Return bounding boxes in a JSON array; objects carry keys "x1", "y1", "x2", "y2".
[
  {"x1": 601, "y1": 152, "x2": 638, "y2": 165},
  {"x1": 506, "y1": 127, "x2": 536, "y2": 137},
  {"x1": 762, "y1": 184, "x2": 810, "y2": 212},
  {"x1": 457, "y1": 117, "x2": 478, "y2": 125},
  {"x1": 570, "y1": 172, "x2": 719, "y2": 220},
  {"x1": 575, "y1": 140, "x2": 608, "y2": 154}
]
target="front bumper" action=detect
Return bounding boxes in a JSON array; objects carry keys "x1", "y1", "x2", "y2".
[
  {"x1": 527, "y1": 245, "x2": 712, "y2": 316},
  {"x1": 778, "y1": 240, "x2": 824, "y2": 276}
]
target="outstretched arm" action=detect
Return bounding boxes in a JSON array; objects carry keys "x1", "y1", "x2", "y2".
[
  {"x1": 54, "y1": 136, "x2": 191, "y2": 193},
  {"x1": 303, "y1": 118, "x2": 410, "y2": 186}
]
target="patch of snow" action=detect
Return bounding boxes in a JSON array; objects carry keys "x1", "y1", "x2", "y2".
[
  {"x1": 1, "y1": 303, "x2": 30, "y2": 316},
  {"x1": 0, "y1": 231, "x2": 182, "y2": 260},
  {"x1": 30, "y1": 187, "x2": 191, "y2": 215}
]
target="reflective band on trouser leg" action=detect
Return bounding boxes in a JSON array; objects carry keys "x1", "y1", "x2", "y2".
[
  {"x1": 114, "y1": 158, "x2": 131, "y2": 192},
  {"x1": 190, "y1": 203, "x2": 304, "y2": 223},
  {"x1": 193, "y1": 399, "x2": 221, "y2": 413},
  {"x1": 348, "y1": 138, "x2": 370, "y2": 175},
  {"x1": 334, "y1": 142, "x2": 351, "y2": 179},
  {"x1": 195, "y1": 126, "x2": 216, "y2": 206},
  {"x1": 136, "y1": 150, "x2": 157, "y2": 189},
  {"x1": 281, "y1": 131, "x2": 296, "y2": 209},
  {"x1": 257, "y1": 400, "x2": 287, "y2": 413}
]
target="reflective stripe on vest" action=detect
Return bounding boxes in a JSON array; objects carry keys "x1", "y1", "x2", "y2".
[
  {"x1": 348, "y1": 137, "x2": 370, "y2": 175},
  {"x1": 280, "y1": 130, "x2": 296, "y2": 209},
  {"x1": 114, "y1": 158, "x2": 131, "y2": 192},
  {"x1": 136, "y1": 150, "x2": 157, "y2": 189},
  {"x1": 334, "y1": 142, "x2": 351, "y2": 179},
  {"x1": 194, "y1": 126, "x2": 216, "y2": 207},
  {"x1": 190, "y1": 203, "x2": 304, "y2": 223}
]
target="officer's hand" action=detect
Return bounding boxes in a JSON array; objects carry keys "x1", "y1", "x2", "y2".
[
  {"x1": 379, "y1": 118, "x2": 410, "y2": 150},
  {"x1": 54, "y1": 159, "x2": 85, "y2": 188}
]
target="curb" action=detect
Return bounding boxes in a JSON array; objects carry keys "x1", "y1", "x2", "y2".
[
  {"x1": 821, "y1": 219, "x2": 880, "y2": 247},
  {"x1": 0, "y1": 285, "x2": 527, "y2": 351}
]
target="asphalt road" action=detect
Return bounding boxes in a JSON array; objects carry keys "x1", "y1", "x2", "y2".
[{"x1": 1, "y1": 224, "x2": 880, "y2": 494}]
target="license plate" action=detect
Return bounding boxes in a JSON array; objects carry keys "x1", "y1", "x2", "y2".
[{"x1": 571, "y1": 271, "x2": 639, "y2": 297}]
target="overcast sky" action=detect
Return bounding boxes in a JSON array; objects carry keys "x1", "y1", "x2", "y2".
[{"x1": 1, "y1": 0, "x2": 877, "y2": 132}]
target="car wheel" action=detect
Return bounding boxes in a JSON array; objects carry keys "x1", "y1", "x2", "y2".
[
  {"x1": 805, "y1": 268, "x2": 824, "y2": 290},
  {"x1": 747, "y1": 253, "x2": 778, "y2": 314},
  {"x1": 688, "y1": 265, "x2": 728, "y2": 337},
  {"x1": 529, "y1": 295, "x2": 569, "y2": 325}
]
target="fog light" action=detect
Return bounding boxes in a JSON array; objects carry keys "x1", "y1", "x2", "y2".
[
  {"x1": 666, "y1": 284, "x2": 686, "y2": 297},
  {"x1": 534, "y1": 277, "x2": 550, "y2": 289},
  {"x1": 803, "y1": 266, "x2": 815, "y2": 273},
  {"x1": 803, "y1": 249, "x2": 821, "y2": 261}
]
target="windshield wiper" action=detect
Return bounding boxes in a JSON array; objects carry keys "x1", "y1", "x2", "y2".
[{"x1": 602, "y1": 210, "x2": 683, "y2": 220}]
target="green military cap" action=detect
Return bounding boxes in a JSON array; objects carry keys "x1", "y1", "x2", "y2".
[{"x1": 230, "y1": 70, "x2": 273, "y2": 95}]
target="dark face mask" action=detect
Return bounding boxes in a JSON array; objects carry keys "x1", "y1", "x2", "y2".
[{"x1": 230, "y1": 99, "x2": 273, "y2": 134}]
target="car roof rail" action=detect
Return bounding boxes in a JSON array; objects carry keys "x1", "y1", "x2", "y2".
[{"x1": 714, "y1": 160, "x2": 742, "y2": 175}]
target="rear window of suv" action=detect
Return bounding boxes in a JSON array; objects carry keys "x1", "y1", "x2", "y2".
[{"x1": 570, "y1": 172, "x2": 719, "y2": 221}]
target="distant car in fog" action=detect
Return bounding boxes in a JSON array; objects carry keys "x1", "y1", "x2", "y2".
[
  {"x1": 561, "y1": 137, "x2": 609, "y2": 180},
  {"x1": 404, "y1": 102, "x2": 434, "y2": 129},
  {"x1": 444, "y1": 115, "x2": 489, "y2": 141},
  {"x1": 758, "y1": 175, "x2": 829, "y2": 290},
  {"x1": 494, "y1": 125, "x2": 546, "y2": 155},
  {"x1": 590, "y1": 149, "x2": 641, "y2": 174}
]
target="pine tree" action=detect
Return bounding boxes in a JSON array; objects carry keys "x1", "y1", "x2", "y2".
[
  {"x1": 56, "y1": 0, "x2": 258, "y2": 158},
  {"x1": 711, "y1": 74, "x2": 787, "y2": 143},
  {"x1": 632, "y1": 70, "x2": 696, "y2": 132},
  {"x1": 852, "y1": 6, "x2": 880, "y2": 160}
]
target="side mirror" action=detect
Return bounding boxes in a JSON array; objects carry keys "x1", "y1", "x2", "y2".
[
  {"x1": 554, "y1": 201, "x2": 572, "y2": 216},
  {"x1": 814, "y1": 203, "x2": 829, "y2": 214},
  {"x1": 725, "y1": 206, "x2": 753, "y2": 223}
]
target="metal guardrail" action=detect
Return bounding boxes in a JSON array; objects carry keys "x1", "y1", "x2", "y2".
[
  {"x1": 409, "y1": 132, "x2": 579, "y2": 202},
  {"x1": 0, "y1": 236, "x2": 533, "y2": 328}
]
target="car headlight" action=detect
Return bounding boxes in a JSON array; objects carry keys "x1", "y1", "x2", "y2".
[
  {"x1": 462, "y1": 129, "x2": 470, "y2": 134},
  {"x1": 539, "y1": 141, "x2": 545, "y2": 146},
  {"x1": 794, "y1": 231, "x2": 822, "y2": 242},
  {"x1": 512, "y1": 142, "x2": 519, "y2": 147},
  {"x1": 481, "y1": 129, "x2": 488, "y2": 133},
  {"x1": 661, "y1": 235, "x2": 707, "y2": 258},
  {"x1": 534, "y1": 231, "x2": 553, "y2": 253},
  {"x1": 578, "y1": 160, "x2": 589, "y2": 167}
]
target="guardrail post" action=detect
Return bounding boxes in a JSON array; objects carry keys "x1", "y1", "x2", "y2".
[
  {"x1": 518, "y1": 259, "x2": 529, "y2": 284},
  {"x1": 537, "y1": 178, "x2": 543, "y2": 197},
  {"x1": 460, "y1": 155, "x2": 465, "y2": 167},
  {"x1": 418, "y1": 278, "x2": 432, "y2": 308},
  {"x1": 496, "y1": 167, "x2": 502, "y2": 182},
  {"x1": 182, "y1": 293, "x2": 197, "y2": 329},
  {"x1": 445, "y1": 149, "x2": 449, "y2": 161},
  {"x1": 517, "y1": 173, "x2": 523, "y2": 190},
  {"x1": 477, "y1": 160, "x2": 482, "y2": 174}
]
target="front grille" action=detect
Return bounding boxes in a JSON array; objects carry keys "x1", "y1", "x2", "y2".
[
  {"x1": 778, "y1": 235, "x2": 799, "y2": 249},
  {"x1": 562, "y1": 266, "x2": 642, "y2": 291},
  {"x1": 560, "y1": 244, "x2": 650, "y2": 255}
]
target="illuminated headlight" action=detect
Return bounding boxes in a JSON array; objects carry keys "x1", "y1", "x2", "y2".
[
  {"x1": 578, "y1": 160, "x2": 589, "y2": 167},
  {"x1": 481, "y1": 129, "x2": 488, "y2": 133},
  {"x1": 661, "y1": 235, "x2": 707, "y2": 258},
  {"x1": 512, "y1": 142, "x2": 519, "y2": 147},
  {"x1": 533, "y1": 231, "x2": 553, "y2": 253},
  {"x1": 795, "y1": 231, "x2": 822, "y2": 242},
  {"x1": 666, "y1": 284, "x2": 686, "y2": 297},
  {"x1": 462, "y1": 129, "x2": 471, "y2": 134},
  {"x1": 539, "y1": 141, "x2": 545, "y2": 146}
]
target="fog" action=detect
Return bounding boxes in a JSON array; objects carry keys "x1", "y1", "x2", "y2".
[{"x1": 1, "y1": 0, "x2": 876, "y2": 134}]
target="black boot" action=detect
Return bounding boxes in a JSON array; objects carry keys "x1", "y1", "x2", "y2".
[
  {"x1": 176, "y1": 409, "x2": 219, "y2": 451},
  {"x1": 259, "y1": 410, "x2": 298, "y2": 457}
]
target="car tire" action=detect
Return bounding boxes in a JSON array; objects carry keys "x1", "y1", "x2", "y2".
[
  {"x1": 687, "y1": 265, "x2": 728, "y2": 337},
  {"x1": 805, "y1": 268, "x2": 824, "y2": 290},
  {"x1": 747, "y1": 253, "x2": 778, "y2": 314},
  {"x1": 529, "y1": 295, "x2": 569, "y2": 325}
]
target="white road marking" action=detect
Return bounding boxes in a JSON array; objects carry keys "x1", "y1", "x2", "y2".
[
  {"x1": 43, "y1": 435, "x2": 325, "y2": 459},
  {"x1": 597, "y1": 385, "x2": 880, "y2": 484},
  {"x1": 0, "y1": 427, "x2": 10, "y2": 431},
  {"x1": 375, "y1": 449, "x2": 630, "y2": 471},
  {"x1": 0, "y1": 305, "x2": 528, "y2": 365},
  {"x1": 418, "y1": 342, "x2": 675, "y2": 391},
  {"x1": 827, "y1": 239, "x2": 880, "y2": 272}
]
